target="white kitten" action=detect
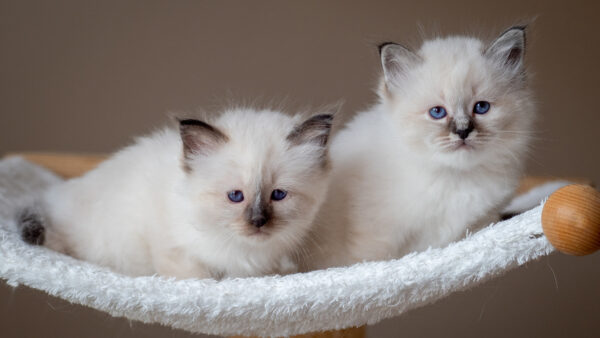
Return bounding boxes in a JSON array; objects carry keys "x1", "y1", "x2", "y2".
[
  {"x1": 306, "y1": 27, "x2": 534, "y2": 269},
  {"x1": 19, "y1": 108, "x2": 333, "y2": 279}
]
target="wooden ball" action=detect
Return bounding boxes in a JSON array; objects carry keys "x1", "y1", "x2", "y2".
[{"x1": 542, "y1": 184, "x2": 600, "y2": 256}]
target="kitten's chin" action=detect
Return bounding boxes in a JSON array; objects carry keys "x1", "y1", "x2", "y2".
[
  {"x1": 240, "y1": 228, "x2": 272, "y2": 241},
  {"x1": 433, "y1": 144, "x2": 487, "y2": 169},
  {"x1": 447, "y1": 140, "x2": 475, "y2": 152}
]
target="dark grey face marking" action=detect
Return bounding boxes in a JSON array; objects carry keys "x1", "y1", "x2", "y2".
[
  {"x1": 179, "y1": 119, "x2": 229, "y2": 172},
  {"x1": 245, "y1": 194, "x2": 273, "y2": 229},
  {"x1": 449, "y1": 119, "x2": 475, "y2": 140},
  {"x1": 18, "y1": 208, "x2": 45, "y2": 245}
]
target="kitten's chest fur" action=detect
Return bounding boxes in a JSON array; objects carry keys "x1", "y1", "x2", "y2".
[
  {"x1": 391, "y1": 164, "x2": 514, "y2": 252},
  {"x1": 190, "y1": 232, "x2": 297, "y2": 277},
  {"x1": 346, "y1": 157, "x2": 516, "y2": 260}
]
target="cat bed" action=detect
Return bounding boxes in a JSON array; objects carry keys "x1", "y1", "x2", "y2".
[{"x1": 0, "y1": 156, "x2": 597, "y2": 336}]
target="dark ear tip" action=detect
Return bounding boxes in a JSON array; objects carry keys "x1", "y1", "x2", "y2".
[
  {"x1": 312, "y1": 114, "x2": 334, "y2": 123},
  {"x1": 378, "y1": 41, "x2": 398, "y2": 55},
  {"x1": 503, "y1": 26, "x2": 527, "y2": 38},
  {"x1": 179, "y1": 119, "x2": 204, "y2": 127}
]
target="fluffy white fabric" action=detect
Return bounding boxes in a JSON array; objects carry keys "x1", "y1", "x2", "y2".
[{"x1": 0, "y1": 157, "x2": 554, "y2": 336}]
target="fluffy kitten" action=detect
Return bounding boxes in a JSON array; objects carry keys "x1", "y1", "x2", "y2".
[
  {"x1": 307, "y1": 27, "x2": 534, "y2": 268},
  {"x1": 19, "y1": 108, "x2": 333, "y2": 279}
]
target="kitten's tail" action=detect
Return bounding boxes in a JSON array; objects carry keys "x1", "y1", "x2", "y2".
[{"x1": 16, "y1": 205, "x2": 46, "y2": 245}]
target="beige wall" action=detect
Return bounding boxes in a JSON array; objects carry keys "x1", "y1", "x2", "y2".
[{"x1": 1, "y1": 1, "x2": 599, "y2": 337}]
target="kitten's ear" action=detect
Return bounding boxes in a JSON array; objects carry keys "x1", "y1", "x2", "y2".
[
  {"x1": 179, "y1": 119, "x2": 228, "y2": 161},
  {"x1": 379, "y1": 42, "x2": 420, "y2": 87},
  {"x1": 287, "y1": 114, "x2": 333, "y2": 148},
  {"x1": 485, "y1": 26, "x2": 526, "y2": 74}
]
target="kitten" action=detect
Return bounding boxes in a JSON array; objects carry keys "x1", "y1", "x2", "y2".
[
  {"x1": 306, "y1": 27, "x2": 534, "y2": 269},
  {"x1": 18, "y1": 108, "x2": 333, "y2": 279}
]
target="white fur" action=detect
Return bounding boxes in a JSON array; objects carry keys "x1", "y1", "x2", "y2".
[
  {"x1": 39, "y1": 108, "x2": 331, "y2": 278},
  {"x1": 307, "y1": 30, "x2": 535, "y2": 268}
]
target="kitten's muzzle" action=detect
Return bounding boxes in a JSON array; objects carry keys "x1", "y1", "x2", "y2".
[
  {"x1": 246, "y1": 201, "x2": 272, "y2": 229},
  {"x1": 452, "y1": 120, "x2": 475, "y2": 140},
  {"x1": 250, "y1": 215, "x2": 269, "y2": 228}
]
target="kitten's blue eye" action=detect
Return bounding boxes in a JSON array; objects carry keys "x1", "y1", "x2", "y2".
[
  {"x1": 428, "y1": 106, "x2": 447, "y2": 119},
  {"x1": 227, "y1": 190, "x2": 244, "y2": 203},
  {"x1": 271, "y1": 189, "x2": 287, "y2": 201},
  {"x1": 474, "y1": 101, "x2": 490, "y2": 114}
]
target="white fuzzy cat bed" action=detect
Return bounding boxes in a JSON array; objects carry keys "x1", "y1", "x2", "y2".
[{"x1": 0, "y1": 156, "x2": 598, "y2": 337}]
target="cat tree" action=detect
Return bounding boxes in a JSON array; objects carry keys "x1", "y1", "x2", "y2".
[{"x1": 0, "y1": 154, "x2": 598, "y2": 337}]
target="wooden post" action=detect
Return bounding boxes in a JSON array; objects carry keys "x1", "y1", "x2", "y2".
[{"x1": 542, "y1": 184, "x2": 600, "y2": 256}]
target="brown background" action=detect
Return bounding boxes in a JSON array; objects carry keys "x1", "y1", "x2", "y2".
[{"x1": 1, "y1": 1, "x2": 599, "y2": 337}]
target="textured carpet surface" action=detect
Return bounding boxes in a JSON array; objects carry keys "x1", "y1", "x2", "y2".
[{"x1": 0, "y1": 157, "x2": 555, "y2": 336}]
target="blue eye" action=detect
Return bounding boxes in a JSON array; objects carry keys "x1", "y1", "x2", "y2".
[
  {"x1": 428, "y1": 106, "x2": 447, "y2": 119},
  {"x1": 474, "y1": 101, "x2": 490, "y2": 114},
  {"x1": 271, "y1": 189, "x2": 287, "y2": 201},
  {"x1": 227, "y1": 190, "x2": 244, "y2": 203}
]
